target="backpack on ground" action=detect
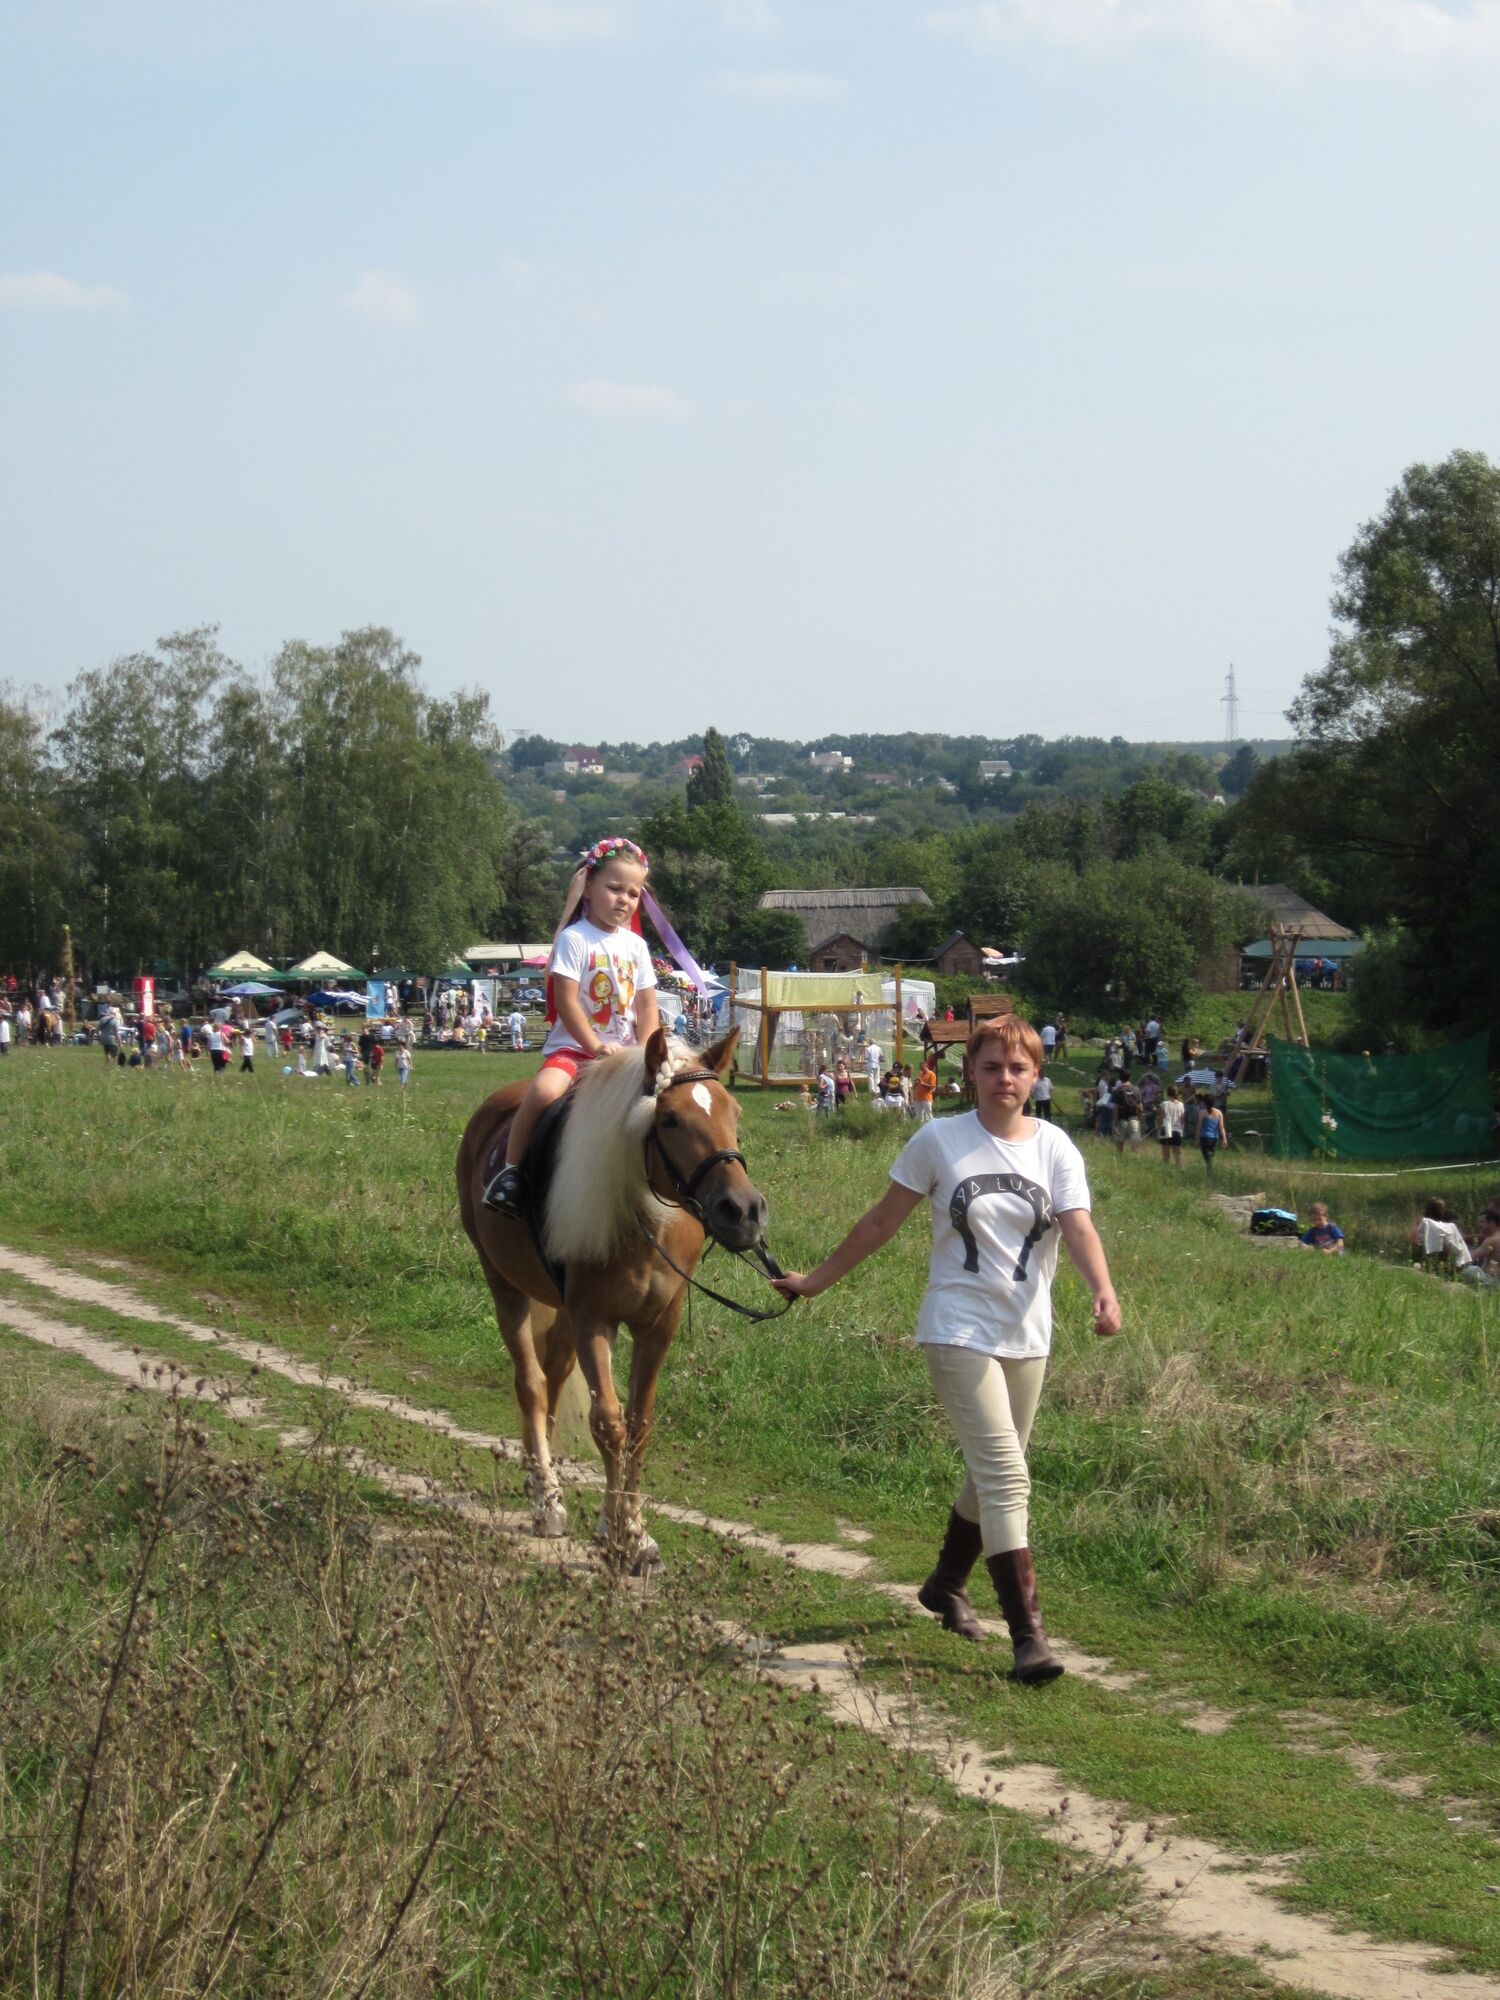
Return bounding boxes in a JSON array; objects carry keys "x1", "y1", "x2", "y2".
[{"x1": 1250, "y1": 1208, "x2": 1300, "y2": 1237}]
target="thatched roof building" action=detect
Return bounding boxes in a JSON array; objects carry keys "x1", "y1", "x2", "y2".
[{"x1": 758, "y1": 887, "x2": 933, "y2": 956}]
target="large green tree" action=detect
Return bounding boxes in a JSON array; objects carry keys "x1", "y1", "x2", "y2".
[
  {"x1": 1232, "y1": 450, "x2": 1500, "y2": 1033},
  {"x1": 0, "y1": 689, "x2": 78, "y2": 977}
]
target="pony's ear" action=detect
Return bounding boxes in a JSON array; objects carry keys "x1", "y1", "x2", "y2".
[
  {"x1": 704, "y1": 1028, "x2": 738, "y2": 1078},
  {"x1": 642, "y1": 1026, "x2": 670, "y2": 1093}
]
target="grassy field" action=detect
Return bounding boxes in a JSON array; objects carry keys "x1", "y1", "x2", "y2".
[{"x1": 1, "y1": 1028, "x2": 1497, "y2": 1995}]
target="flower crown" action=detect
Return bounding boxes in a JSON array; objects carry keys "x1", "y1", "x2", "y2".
[{"x1": 580, "y1": 836, "x2": 648, "y2": 874}]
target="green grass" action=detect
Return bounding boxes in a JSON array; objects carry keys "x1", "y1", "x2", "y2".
[{"x1": 1, "y1": 1044, "x2": 1498, "y2": 1977}]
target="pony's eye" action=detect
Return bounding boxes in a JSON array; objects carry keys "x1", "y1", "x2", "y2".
[{"x1": 660, "y1": 1112, "x2": 680, "y2": 1129}]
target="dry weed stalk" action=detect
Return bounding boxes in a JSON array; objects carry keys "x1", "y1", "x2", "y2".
[{"x1": 1, "y1": 1389, "x2": 1147, "y2": 1999}]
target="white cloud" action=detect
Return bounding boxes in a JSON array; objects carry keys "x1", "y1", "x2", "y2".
[
  {"x1": 715, "y1": 65, "x2": 851, "y2": 100},
  {"x1": 719, "y1": 0, "x2": 778, "y2": 29},
  {"x1": 0, "y1": 271, "x2": 129, "y2": 313},
  {"x1": 569, "y1": 379, "x2": 694, "y2": 421},
  {"x1": 342, "y1": 269, "x2": 423, "y2": 326},
  {"x1": 397, "y1": 0, "x2": 619, "y2": 40},
  {"x1": 926, "y1": 0, "x2": 1500, "y2": 76}
]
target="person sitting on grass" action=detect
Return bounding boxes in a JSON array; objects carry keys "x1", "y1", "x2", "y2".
[
  {"x1": 1298, "y1": 1202, "x2": 1345, "y2": 1254},
  {"x1": 770, "y1": 1015, "x2": 1122, "y2": 1685},
  {"x1": 1412, "y1": 1198, "x2": 1472, "y2": 1273},
  {"x1": 483, "y1": 837, "x2": 658, "y2": 1216}
]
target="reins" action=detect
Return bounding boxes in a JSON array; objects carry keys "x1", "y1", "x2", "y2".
[{"x1": 638, "y1": 1069, "x2": 793, "y2": 1324}]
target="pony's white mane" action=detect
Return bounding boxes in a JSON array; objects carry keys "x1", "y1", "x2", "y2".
[{"x1": 543, "y1": 1038, "x2": 702, "y2": 1265}]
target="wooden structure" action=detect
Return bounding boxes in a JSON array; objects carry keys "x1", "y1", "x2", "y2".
[
  {"x1": 931, "y1": 929, "x2": 985, "y2": 977},
  {"x1": 756, "y1": 887, "x2": 933, "y2": 959},
  {"x1": 1238, "y1": 925, "x2": 1310, "y2": 1062},
  {"x1": 806, "y1": 932, "x2": 867, "y2": 973},
  {"x1": 729, "y1": 964, "x2": 906, "y2": 1089},
  {"x1": 920, "y1": 992, "x2": 1015, "y2": 1102}
]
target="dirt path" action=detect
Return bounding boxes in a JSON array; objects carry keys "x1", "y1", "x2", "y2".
[{"x1": 5, "y1": 1242, "x2": 1498, "y2": 2000}]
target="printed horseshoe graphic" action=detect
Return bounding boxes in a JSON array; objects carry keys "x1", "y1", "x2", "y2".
[{"x1": 948, "y1": 1173, "x2": 1055, "y2": 1280}]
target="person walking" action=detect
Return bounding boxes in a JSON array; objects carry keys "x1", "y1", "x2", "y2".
[
  {"x1": 1030, "y1": 1069, "x2": 1054, "y2": 1122},
  {"x1": 1196, "y1": 1094, "x2": 1225, "y2": 1171},
  {"x1": 238, "y1": 1026, "x2": 255, "y2": 1075},
  {"x1": 771, "y1": 1016, "x2": 1121, "y2": 1683}
]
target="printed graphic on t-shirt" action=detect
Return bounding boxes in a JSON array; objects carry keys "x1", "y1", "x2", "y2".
[
  {"x1": 948, "y1": 1173, "x2": 1054, "y2": 1278},
  {"x1": 890, "y1": 1113, "x2": 1090, "y2": 1358},
  {"x1": 544, "y1": 919, "x2": 657, "y2": 1056}
]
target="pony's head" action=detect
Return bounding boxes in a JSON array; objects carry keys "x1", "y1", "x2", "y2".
[
  {"x1": 642, "y1": 1026, "x2": 767, "y2": 1250},
  {"x1": 542, "y1": 1028, "x2": 767, "y2": 1265}
]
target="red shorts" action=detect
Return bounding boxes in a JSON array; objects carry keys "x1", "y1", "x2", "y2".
[{"x1": 540, "y1": 1046, "x2": 597, "y2": 1081}]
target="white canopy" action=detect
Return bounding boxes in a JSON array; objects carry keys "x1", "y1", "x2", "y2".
[{"x1": 288, "y1": 951, "x2": 362, "y2": 978}]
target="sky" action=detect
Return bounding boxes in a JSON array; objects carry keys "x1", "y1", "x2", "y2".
[{"x1": 4, "y1": 0, "x2": 1499, "y2": 745}]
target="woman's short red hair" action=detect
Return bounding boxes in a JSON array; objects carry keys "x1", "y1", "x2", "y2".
[{"x1": 967, "y1": 1013, "x2": 1044, "y2": 1072}]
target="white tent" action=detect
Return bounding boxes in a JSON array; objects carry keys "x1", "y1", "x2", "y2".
[{"x1": 288, "y1": 950, "x2": 362, "y2": 979}]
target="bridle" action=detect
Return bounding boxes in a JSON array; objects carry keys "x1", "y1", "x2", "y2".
[{"x1": 639, "y1": 1067, "x2": 791, "y2": 1322}]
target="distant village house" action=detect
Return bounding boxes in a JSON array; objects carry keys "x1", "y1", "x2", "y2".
[
  {"x1": 544, "y1": 745, "x2": 606, "y2": 778},
  {"x1": 978, "y1": 760, "x2": 1012, "y2": 782},
  {"x1": 808, "y1": 749, "x2": 853, "y2": 774}
]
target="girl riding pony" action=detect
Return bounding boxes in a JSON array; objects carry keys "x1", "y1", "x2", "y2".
[{"x1": 483, "y1": 837, "x2": 660, "y2": 1216}]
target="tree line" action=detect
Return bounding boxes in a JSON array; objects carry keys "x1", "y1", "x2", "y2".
[
  {"x1": 0, "y1": 627, "x2": 557, "y2": 986},
  {"x1": 4, "y1": 452, "x2": 1490, "y2": 1043}
]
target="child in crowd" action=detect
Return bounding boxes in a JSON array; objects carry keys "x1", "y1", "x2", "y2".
[
  {"x1": 1298, "y1": 1202, "x2": 1345, "y2": 1253},
  {"x1": 483, "y1": 837, "x2": 659, "y2": 1215},
  {"x1": 771, "y1": 1016, "x2": 1121, "y2": 1684},
  {"x1": 238, "y1": 1026, "x2": 255, "y2": 1074},
  {"x1": 396, "y1": 1043, "x2": 412, "y2": 1088},
  {"x1": 370, "y1": 1038, "x2": 384, "y2": 1086},
  {"x1": 816, "y1": 1064, "x2": 836, "y2": 1115},
  {"x1": 1156, "y1": 1084, "x2": 1184, "y2": 1162},
  {"x1": 342, "y1": 1036, "x2": 359, "y2": 1086},
  {"x1": 913, "y1": 1056, "x2": 938, "y2": 1125},
  {"x1": 1030, "y1": 1068, "x2": 1054, "y2": 1122}
]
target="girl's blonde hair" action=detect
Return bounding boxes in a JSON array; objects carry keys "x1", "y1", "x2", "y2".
[
  {"x1": 967, "y1": 1014, "x2": 1043, "y2": 1071},
  {"x1": 556, "y1": 836, "x2": 649, "y2": 938}
]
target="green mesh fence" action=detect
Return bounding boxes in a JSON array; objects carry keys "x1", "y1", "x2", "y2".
[{"x1": 1269, "y1": 1034, "x2": 1496, "y2": 1160}]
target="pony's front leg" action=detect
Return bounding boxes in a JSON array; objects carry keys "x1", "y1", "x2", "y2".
[
  {"x1": 570, "y1": 1313, "x2": 632, "y2": 1562},
  {"x1": 618, "y1": 1299, "x2": 685, "y2": 1576}
]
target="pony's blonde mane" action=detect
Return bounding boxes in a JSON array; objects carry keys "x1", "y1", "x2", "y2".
[{"x1": 543, "y1": 1038, "x2": 702, "y2": 1266}]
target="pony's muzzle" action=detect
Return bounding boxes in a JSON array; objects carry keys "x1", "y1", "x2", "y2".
[{"x1": 707, "y1": 1179, "x2": 768, "y2": 1249}]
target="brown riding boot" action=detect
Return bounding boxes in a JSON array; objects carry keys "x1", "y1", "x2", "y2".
[
  {"x1": 916, "y1": 1509, "x2": 986, "y2": 1640},
  {"x1": 985, "y1": 1547, "x2": 1064, "y2": 1684}
]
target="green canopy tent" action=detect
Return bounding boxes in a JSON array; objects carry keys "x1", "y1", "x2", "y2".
[
  {"x1": 287, "y1": 951, "x2": 363, "y2": 981},
  {"x1": 203, "y1": 950, "x2": 278, "y2": 980}
]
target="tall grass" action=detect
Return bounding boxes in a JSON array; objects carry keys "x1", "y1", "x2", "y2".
[
  {"x1": 0, "y1": 1381, "x2": 1143, "y2": 2000},
  {"x1": 0, "y1": 1051, "x2": 1497, "y2": 1730}
]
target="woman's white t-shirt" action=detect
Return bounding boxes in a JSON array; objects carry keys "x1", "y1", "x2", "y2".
[
  {"x1": 542, "y1": 919, "x2": 658, "y2": 1056},
  {"x1": 1158, "y1": 1098, "x2": 1184, "y2": 1139},
  {"x1": 889, "y1": 1113, "x2": 1091, "y2": 1359}
]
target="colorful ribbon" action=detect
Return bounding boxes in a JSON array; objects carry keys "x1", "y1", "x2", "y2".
[{"x1": 641, "y1": 888, "x2": 710, "y2": 997}]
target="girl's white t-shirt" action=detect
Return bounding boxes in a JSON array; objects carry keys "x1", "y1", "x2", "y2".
[
  {"x1": 542, "y1": 918, "x2": 658, "y2": 1056},
  {"x1": 1158, "y1": 1098, "x2": 1184, "y2": 1138},
  {"x1": 889, "y1": 1113, "x2": 1091, "y2": 1358}
]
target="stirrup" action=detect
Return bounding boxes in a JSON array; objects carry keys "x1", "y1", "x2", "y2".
[{"x1": 482, "y1": 1163, "x2": 525, "y2": 1216}]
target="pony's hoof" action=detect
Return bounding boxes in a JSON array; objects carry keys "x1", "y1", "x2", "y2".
[
  {"x1": 629, "y1": 1536, "x2": 663, "y2": 1577},
  {"x1": 532, "y1": 1498, "x2": 568, "y2": 1538}
]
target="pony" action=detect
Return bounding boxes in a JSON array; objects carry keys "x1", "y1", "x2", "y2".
[{"x1": 457, "y1": 1026, "x2": 768, "y2": 1571}]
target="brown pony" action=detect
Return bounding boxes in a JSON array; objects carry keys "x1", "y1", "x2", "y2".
[{"x1": 457, "y1": 1027, "x2": 767, "y2": 1571}]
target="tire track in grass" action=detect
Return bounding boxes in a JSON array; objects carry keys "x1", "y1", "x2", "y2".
[{"x1": 7, "y1": 1291, "x2": 1500, "y2": 2000}]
